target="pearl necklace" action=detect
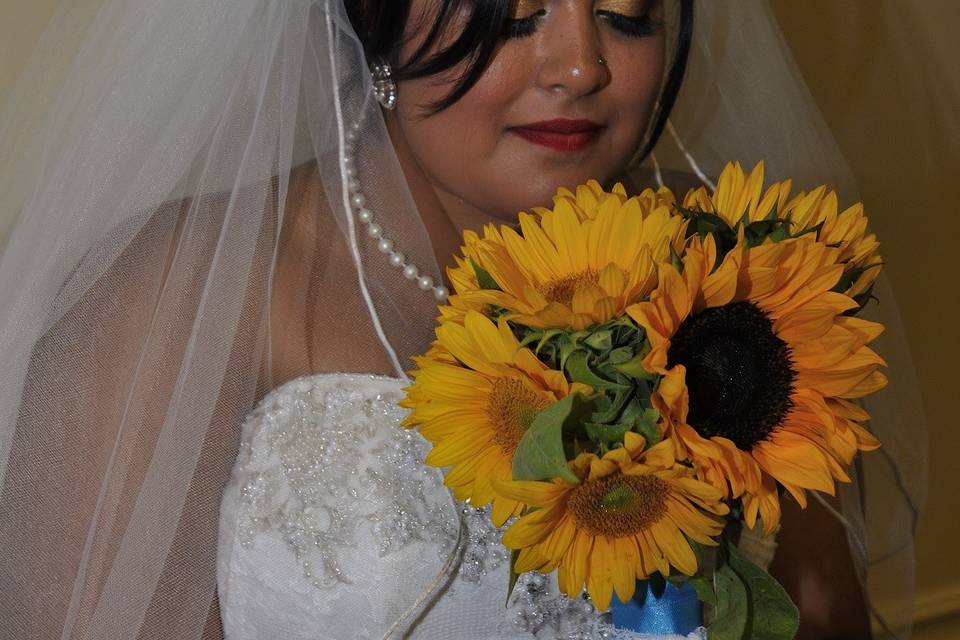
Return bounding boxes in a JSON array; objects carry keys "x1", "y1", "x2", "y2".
[{"x1": 342, "y1": 122, "x2": 450, "y2": 303}]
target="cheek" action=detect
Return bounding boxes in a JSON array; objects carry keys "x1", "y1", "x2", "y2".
[
  {"x1": 392, "y1": 32, "x2": 666, "y2": 222},
  {"x1": 394, "y1": 0, "x2": 522, "y2": 162},
  {"x1": 395, "y1": 55, "x2": 528, "y2": 191},
  {"x1": 607, "y1": 39, "x2": 666, "y2": 158}
]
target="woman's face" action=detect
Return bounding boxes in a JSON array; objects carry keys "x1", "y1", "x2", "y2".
[{"x1": 392, "y1": 0, "x2": 666, "y2": 223}]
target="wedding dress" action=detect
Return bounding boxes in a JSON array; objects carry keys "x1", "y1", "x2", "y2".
[
  {"x1": 0, "y1": 2, "x2": 926, "y2": 639},
  {"x1": 217, "y1": 372, "x2": 706, "y2": 640}
]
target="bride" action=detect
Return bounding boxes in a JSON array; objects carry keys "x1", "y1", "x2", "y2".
[{"x1": 0, "y1": 1, "x2": 924, "y2": 639}]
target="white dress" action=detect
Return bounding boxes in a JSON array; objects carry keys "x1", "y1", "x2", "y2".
[{"x1": 217, "y1": 373, "x2": 707, "y2": 640}]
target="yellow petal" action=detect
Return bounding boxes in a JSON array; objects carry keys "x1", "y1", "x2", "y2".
[
  {"x1": 492, "y1": 479, "x2": 569, "y2": 506},
  {"x1": 612, "y1": 537, "x2": 639, "y2": 604},
  {"x1": 587, "y1": 536, "x2": 616, "y2": 612}
]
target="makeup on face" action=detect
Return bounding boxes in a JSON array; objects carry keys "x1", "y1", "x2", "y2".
[
  {"x1": 509, "y1": 119, "x2": 606, "y2": 153},
  {"x1": 505, "y1": 1, "x2": 661, "y2": 43},
  {"x1": 392, "y1": 0, "x2": 665, "y2": 222},
  {"x1": 509, "y1": 0, "x2": 653, "y2": 19}
]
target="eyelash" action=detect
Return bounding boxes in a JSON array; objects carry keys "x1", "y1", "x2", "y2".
[
  {"x1": 503, "y1": 10, "x2": 546, "y2": 39},
  {"x1": 503, "y1": 9, "x2": 662, "y2": 40},
  {"x1": 597, "y1": 10, "x2": 662, "y2": 38}
]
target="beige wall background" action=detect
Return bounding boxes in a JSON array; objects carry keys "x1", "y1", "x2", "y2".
[
  {"x1": 1, "y1": 1, "x2": 957, "y2": 638},
  {"x1": 769, "y1": 3, "x2": 959, "y2": 639}
]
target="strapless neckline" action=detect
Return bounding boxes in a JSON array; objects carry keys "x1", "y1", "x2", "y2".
[{"x1": 218, "y1": 372, "x2": 705, "y2": 639}]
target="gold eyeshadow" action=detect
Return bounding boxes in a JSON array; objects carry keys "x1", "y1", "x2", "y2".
[
  {"x1": 595, "y1": 0, "x2": 649, "y2": 18},
  {"x1": 509, "y1": 1, "x2": 652, "y2": 20},
  {"x1": 508, "y1": 0, "x2": 545, "y2": 20}
]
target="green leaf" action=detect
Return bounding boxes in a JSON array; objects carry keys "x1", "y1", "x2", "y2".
[
  {"x1": 565, "y1": 350, "x2": 628, "y2": 392},
  {"x1": 470, "y1": 259, "x2": 501, "y2": 291},
  {"x1": 768, "y1": 223, "x2": 791, "y2": 242},
  {"x1": 689, "y1": 540, "x2": 712, "y2": 569},
  {"x1": 691, "y1": 210, "x2": 735, "y2": 236},
  {"x1": 585, "y1": 421, "x2": 632, "y2": 444},
  {"x1": 583, "y1": 329, "x2": 613, "y2": 352},
  {"x1": 518, "y1": 330, "x2": 542, "y2": 348},
  {"x1": 832, "y1": 262, "x2": 883, "y2": 297},
  {"x1": 559, "y1": 338, "x2": 580, "y2": 370},
  {"x1": 506, "y1": 548, "x2": 521, "y2": 606},
  {"x1": 633, "y1": 379, "x2": 653, "y2": 404},
  {"x1": 536, "y1": 329, "x2": 563, "y2": 349},
  {"x1": 613, "y1": 351, "x2": 657, "y2": 382},
  {"x1": 588, "y1": 388, "x2": 630, "y2": 424},
  {"x1": 512, "y1": 393, "x2": 594, "y2": 483},
  {"x1": 850, "y1": 283, "x2": 879, "y2": 314},
  {"x1": 792, "y1": 219, "x2": 824, "y2": 241},
  {"x1": 670, "y1": 242, "x2": 684, "y2": 272},
  {"x1": 633, "y1": 408, "x2": 661, "y2": 445},
  {"x1": 617, "y1": 397, "x2": 645, "y2": 424},
  {"x1": 711, "y1": 560, "x2": 749, "y2": 640},
  {"x1": 688, "y1": 576, "x2": 717, "y2": 606},
  {"x1": 726, "y1": 541, "x2": 800, "y2": 640},
  {"x1": 608, "y1": 346, "x2": 634, "y2": 365}
]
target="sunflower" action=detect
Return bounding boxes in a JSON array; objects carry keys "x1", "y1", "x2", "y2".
[
  {"x1": 494, "y1": 434, "x2": 728, "y2": 612},
  {"x1": 401, "y1": 311, "x2": 590, "y2": 526},
  {"x1": 682, "y1": 161, "x2": 793, "y2": 227},
  {"x1": 682, "y1": 161, "x2": 881, "y2": 298},
  {"x1": 779, "y1": 186, "x2": 882, "y2": 298},
  {"x1": 627, "y1": 235, "x2": 883, "y2": 535},
  {"x1": 451, "y1": 185, "x2": 686, "y2": 330},
  {"x1": 439, "y1": 227, "x2": 501, "y2": 325},
  {"x1": 547, "y1": 179, "x2": 678, "y2": 223}
]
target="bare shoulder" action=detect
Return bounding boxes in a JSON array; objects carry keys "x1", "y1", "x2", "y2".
[
  {"x1": 47, "y1": 161, "x2": 406, "y2": 389},
  {"x1": 109, "y1": 160, "x2": 397, "y2": 385},
  {"x1": 269, "y1": 161, "x2": 399, "y2": 383}
]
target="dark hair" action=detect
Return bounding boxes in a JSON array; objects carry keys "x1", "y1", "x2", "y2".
[{"x1": 346, "y1": 0, "x2": 694, "y2": 163}]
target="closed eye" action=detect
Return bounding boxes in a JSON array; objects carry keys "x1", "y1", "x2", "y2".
[
  {"x1": 502, "y1": 5, "x2": 662, "y2": 41},
  {"x1": 596, "y1": 10, "x2": 663, "y2": 38},
  {"x1": 503, "y1": 9, "x2": 547, "y2": 40}
]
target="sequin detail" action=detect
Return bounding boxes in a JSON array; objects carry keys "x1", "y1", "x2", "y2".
[
  {"x1": 234, "y1": 375, "x2": 458, "y2": 589},
  {"x1": 226, "y1": 373, "x2": 705, "y2": 639}
]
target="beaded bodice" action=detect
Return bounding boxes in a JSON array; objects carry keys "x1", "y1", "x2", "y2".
[{"x1": 217, "y1": 373, "x2": 704, "y2": 639}]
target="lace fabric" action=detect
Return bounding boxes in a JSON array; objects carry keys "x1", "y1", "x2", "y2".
[{"x1": 217, "y1": 372, "x2": 708, "y2": 640}]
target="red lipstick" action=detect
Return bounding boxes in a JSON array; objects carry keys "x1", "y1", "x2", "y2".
[{"x1": 510, "y1": 119, "x2": 604, "y2": 152}]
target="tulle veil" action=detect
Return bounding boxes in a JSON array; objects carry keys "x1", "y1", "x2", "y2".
[{"x1": 0, "y1": 1, "x2": 925, "y2": 638}]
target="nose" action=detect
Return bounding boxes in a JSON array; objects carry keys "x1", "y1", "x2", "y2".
[{"x1": 535, "y1": 8, "x2": 610, "y2": 97}]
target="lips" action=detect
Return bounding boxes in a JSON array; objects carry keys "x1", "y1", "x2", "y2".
[{"x1": 510, "y1": 119, "x2": 605, "y2": 152}]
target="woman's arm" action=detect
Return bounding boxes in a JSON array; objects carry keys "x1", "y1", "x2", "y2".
[
  {"x1": 769, "y1": 495, "x2": 873, "y2": 639},
  {"x1": 0, "y1": 184, "x2": 275, "y2": 639}
]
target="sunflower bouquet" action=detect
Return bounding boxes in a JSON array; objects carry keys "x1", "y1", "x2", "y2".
[{"x1": 401, "y1": 162, "x2": 884, "y2": 638}]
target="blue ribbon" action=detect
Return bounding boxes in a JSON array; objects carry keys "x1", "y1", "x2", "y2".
[{"x1": 610, "y1": 580, "x2": 701, "y2": 635}]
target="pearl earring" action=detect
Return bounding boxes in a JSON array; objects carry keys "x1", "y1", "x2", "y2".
[{"x1": 371, "y1": 58, "x2": 398, "y2": 110}]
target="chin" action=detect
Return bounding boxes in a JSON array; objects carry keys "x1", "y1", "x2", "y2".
[
  {"x1": 529, "y1": 168, "x2": 613, "y2": 200},
  {"x1": 499, "y1": 187, "x2": 562, "y2": 219},
  {"x1": 479, "y1": 166, "x2": 624, "y2": 221}
]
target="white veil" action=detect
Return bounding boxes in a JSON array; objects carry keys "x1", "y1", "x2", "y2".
[
  {"x1": 0, "y1": 1, "x2": 925, "y2": 639},
  {"x1": 650, "y1": 7, "x2": 927, "y2": 637}
]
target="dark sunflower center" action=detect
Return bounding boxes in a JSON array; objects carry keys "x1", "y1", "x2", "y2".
[
  {"x1": 487, "y1": 378, "x2": 549, "y2": 455},
  {"x1": 666, "y1": 301, "x2": 795, "y2": 451},
  {"x1": 568, "y1": 473, "x2": 669, "y2": 537},
  {"x1": 538, "y1": 269, "x2": 599, "y2": 306}
]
